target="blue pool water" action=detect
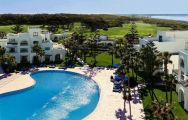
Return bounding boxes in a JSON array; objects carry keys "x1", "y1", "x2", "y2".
[{"x1": 0, "y1": 70, "x2": 99, "y2": 120}]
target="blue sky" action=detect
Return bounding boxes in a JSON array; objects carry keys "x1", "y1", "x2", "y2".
[{"x1": 0, "y1": 0, "x2": 187, "y2": 14}]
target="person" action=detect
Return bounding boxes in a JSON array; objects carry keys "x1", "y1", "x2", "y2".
[{"x1": 110, "y1": 75, "x2": 114, "y2": 82}]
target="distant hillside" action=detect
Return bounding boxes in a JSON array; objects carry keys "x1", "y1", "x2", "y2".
[{"x1": 0, "y1": 14, "x2": 187, "y2": 30}]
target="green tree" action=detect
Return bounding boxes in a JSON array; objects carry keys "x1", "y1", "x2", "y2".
[
  {"x1": 108, "y1": 45, "x2": 115, "y2": 66},
  {"x1": 1, "y1": 54, "x2": 17, "y2": 73},
  {"x1": 32, "y1": 44, "x2": 45, "y2": 63},
  {"x1": 0, "y1": 46, "x2": 6, "y2": 64},
  {"x1": 63, "y1": 32, "x2": 87, "y2": 65},
  {"x1": 151, "y1": 100, "x2": 174, "y2": 120},
  {"x1": 124, "y1": 22, "x2": 139, "y2": 78},
  {"x1": 140, "y1": 41, "x2": 160, "y2": 102},
  {"x1": 0, "y1": 32, "x2": 6, "y2": 39},
  {"x1": 12, "y1": 24, "x2": 23, "y2": 33},
  {"x1": 158, "y1": 52, "x2": 172, "y2": 103},
  {"x1": 116, "y1": 65, "x2": 132, "y2": 118},
  {"x1": 47, "y1": 25, "x2": 59, "y2": 33},
  {"x1": 168, "y1": 74, "x2": 177, "y2": 104}
]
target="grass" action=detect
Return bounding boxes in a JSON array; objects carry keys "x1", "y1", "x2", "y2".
[
  {"x1": 0, "y1": 22, "x2": 171, "y2": 40},
  {"x1": 99, "y1": 22, "x2": 171, "y2": 40},
  {"x1": 0, "y1": 25, "x2": 28, "y2": 33},
  {"x1": 86, "y1": 52, "x2": 120, "y2": 66},
  {"x1": 142, "y1": 88, "x2": 188, "y2": 120}
]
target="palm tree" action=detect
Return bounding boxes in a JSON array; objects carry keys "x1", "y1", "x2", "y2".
[
  {"x1": 108, "y1": 46, "x2": 115, "y2": 66},
  {"x1": 168, "y1": 74, "x2": 177, "y2": 104},
  {"x1": 116, "y1": 65, "x2": 132, "y2": 118},
  {"x1": 158, "y1": 52, "x2": 172, "y2": 103},
  {"x1": 86, "y1": 34, "x2": 99, "y2": 67},
  {"x1": 33, "y1": 44, "x2": 45, "y2": 63},
  {"x1": 1, "y1": 54, "x2": 17, "y2": 73},
  {"x1": 151, "y1": 100, "x2": 174, "y2": 120},
  {"x1": 63, "y1": 32, "x2": 87, "y2": 65},
  {"x1": 0, "y1": 46, "x2": 6, "y2": 64}
]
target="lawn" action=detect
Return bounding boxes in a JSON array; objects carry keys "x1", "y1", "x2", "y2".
[
  {"x1": 99, "y1": 22, "x2": 171, "y2": 40},
  {"x1": 0, "y1": 22, "x2": 171, "y2": 40},
  {"x1": 0, "y1": 25, "x2": 28, "y2": 33},
  {"x1": 143, "y1": 88, "x2": 188, "y2": 120},
  {"x1": 86, "y1": 52, "x2": 120, "y2": 66}
]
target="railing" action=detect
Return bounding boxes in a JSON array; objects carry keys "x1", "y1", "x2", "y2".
[
  {"x1": 7, "y1": 42, "x2": 18, "y2": 45},
  {"x1": 8, "y1": 50, "x2": 17, "y2": 53},
  {"x1": 20, "y1": 43, "x2": 28, "y2": 46},
  {"x1": 20, "y1": 50, "x2": 28, "y2": 53}
]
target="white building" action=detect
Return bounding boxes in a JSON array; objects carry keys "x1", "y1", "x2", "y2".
[
  {"x1": 1, "y1": 27, "x2": 66, "y2": 63},
  {"x1": 176, "y1": 44, "x2": 188, "y2": 111},
  {"x1": 139, "y1": 30, "x2": 188, "y2": 53},
  {"x1": 138, "y1": 30, "x2": 188, "y2": 111},
  {"x1": 50, "y1": 33, "x2": 67, "y2": 42}
]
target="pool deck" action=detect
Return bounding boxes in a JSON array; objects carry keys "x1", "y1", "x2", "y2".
[
  {"x1": 0, "y1": 73, "x2": 35, "y2": 94},
  {"x1": 67, "y1": 68, "x2": 145, "y2": 120},
  {"x1": 0, "y1": 67, "x2": 145, "y2": 120}
]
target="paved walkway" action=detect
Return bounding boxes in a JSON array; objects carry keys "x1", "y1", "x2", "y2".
[
  {"x1": 67, "y1": 68, "x2": 145, "y2": 120},
  {"x1": 0, "y1": 73, "x2": 35, "y2": 94}
]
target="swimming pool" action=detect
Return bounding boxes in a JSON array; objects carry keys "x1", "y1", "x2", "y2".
[{"x1": 0, "y1": 70, "x2": 99, "y2": 120}]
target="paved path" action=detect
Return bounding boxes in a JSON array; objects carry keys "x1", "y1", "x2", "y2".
[
  {"x1": 0, "y1": 73, "x2": 35, "y2": 94},
  {"x1": 68, "y1": 68, "x2": 145, "y2": 120}
]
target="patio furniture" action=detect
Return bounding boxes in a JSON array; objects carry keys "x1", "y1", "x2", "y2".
[{"x1": 49, "y1": 65, "x2": 56, "y2": 68}]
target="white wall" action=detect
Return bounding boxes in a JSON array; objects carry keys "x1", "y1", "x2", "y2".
[
  {"x1": 153, "y1": 39, "x2": 187, "y2": 53},
  {"x1": 157, "y1": 31, "x2": 188, "y2": 42},
  {"x1": 2, "y1": 28, "x2": 66, "y2": 63},
  {"x1": 0, "y1": 39, "x2": 8, "y2": 48}
]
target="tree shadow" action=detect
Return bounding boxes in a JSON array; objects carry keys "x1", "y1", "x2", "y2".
[
  {"x1": 115, "y1": 108, "x2": 127, "y2": 120},
  {"x1": 132, "y1": 87, "x2": 142, "y2": 104},
  {"x1": 0, "y1": 73, "x2": 12, "y2": 80},
  {"x1": 115, "y1": 108, "x2": 133, "y2": 120}
]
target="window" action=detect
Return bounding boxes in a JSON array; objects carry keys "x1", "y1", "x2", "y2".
[
  {"x1": 21, "y1": 56, "x2": 28, "y2": 63},
  {"x1": 180, "y1": 58, "x2": 184, "y2": 68},
  {"x1": 45, "y1": 55, "x2": 51, "y2": 62},
  {"x1": 33, "y1": 32, "x2": 38, "y2": 36},
  {"x1": 33, "y1": 41, "x2": 39, "y2": 44},
  {"x1": 181, "y1": 71, "x2": 184, "y2": 80},
  {"x1": 9, "y1": 48, "x2": 16, "y2": 53},
  {"x1": 45, "y1": 47, "x2": 50, "y2": 51},
  {"x1": 7, "y1": 39, "x2": 17, "y2": 45},
  {"x1": 55, "y1": 54, "x2": 61, "y2": 61},
  {"x1": 20, "y1": 41, "x2": 28, "y2": 46},
  {"x1": 159, "y1": 35, "x2": 163, "y2": 42},
  {"x1": 9, "y1": 38, "x2": 16, "y2": 42},
  {"x1": 20, "y1": 48, "x2": 28, "y2": 53}
]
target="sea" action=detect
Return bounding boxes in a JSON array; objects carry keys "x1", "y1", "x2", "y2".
[
  {"x1": 116, "y1": 14, "x2": 188, "y2": 22},
  {"x1": 151, "y1": 16, "x2": 188, "y2": 22}
]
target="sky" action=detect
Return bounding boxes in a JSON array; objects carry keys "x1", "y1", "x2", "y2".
[{"x1": 0, "y1": 0, "x2": 187, "y2": 14}]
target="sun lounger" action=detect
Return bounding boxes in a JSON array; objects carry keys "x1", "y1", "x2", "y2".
[
  {"x1": 113, "y1": 86, "x2": 122, "y2": 93},
  {"x1": 49, "y1": 65, "x2": 56, "y2": 68},
  {"x1": 58, "y1": 66, "x2": 66, "y2": 70},
  {"x1": 113, "y1": 83, "x2": 122, "y2": 93}
]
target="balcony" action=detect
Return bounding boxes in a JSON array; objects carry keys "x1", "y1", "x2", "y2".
[
  {"x1": 7, "y1": 42, "x2": 18, "y2": 46},
  {"x1": 20, "y1": 43, "x2": 28, "y2": 46},
  {"x1": 8, "y1": 50, "x2": 17, "y2": 53},
  {"x1": 20, "y1": 40, "x2": 29, "y2": 46},
  {"x1": 20, "y1": 49, "x2": 28, "y2": 53}
]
